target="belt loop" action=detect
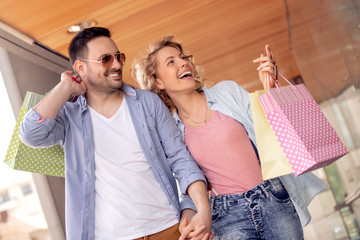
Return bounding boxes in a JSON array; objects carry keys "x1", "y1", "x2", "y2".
[
  {"x1": 223, "y1": 196, "x2": 228, "y2": 210},
  {"x1": 260, "y1": 183, "x2": 270, "y2": 198},
  {"x1": 270, "y1": 177, "x2": 281, "y2": 191},
  {"x1": 210, "y1": 197, "x2": 215, "y2": 210}
]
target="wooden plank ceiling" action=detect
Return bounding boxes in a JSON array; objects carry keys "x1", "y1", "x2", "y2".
[{"x1": 0, "y1": 0, "x2": 358, "y2": 101}]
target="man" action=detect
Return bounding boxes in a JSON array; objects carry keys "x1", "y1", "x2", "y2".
[{"x1": 20, "y1": 27, "x2": 211, "y2": 240}]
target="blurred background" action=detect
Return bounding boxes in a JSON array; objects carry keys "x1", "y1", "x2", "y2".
[{"x1": 0, "y1": 0, "x2": 359, "y2": 239}]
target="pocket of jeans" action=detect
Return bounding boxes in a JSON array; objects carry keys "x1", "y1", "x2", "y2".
[
  {"x1": 266, "y1": 179, "x2": 291, "y2": 202},
  {"x1": 211, "y1": 206, "x2": 227, "y2": 223},
  {"x1": 213, "y1": 229, "x2": 246, "y2": 240}
]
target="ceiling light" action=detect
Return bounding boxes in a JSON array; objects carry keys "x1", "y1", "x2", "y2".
[{"x1": 67, "y1": 21, "x2": 97, "y2": 33}]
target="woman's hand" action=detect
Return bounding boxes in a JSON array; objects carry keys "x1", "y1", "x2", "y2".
[{"x1": 253, "y1": 44, "x2": 277, "y2": 89}]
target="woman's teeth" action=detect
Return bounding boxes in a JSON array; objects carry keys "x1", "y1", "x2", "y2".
[{"x1": 179, "y1": 71, "x2": 191, "y2": 79}]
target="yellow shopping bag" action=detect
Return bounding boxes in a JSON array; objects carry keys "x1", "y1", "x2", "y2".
[{"x1": 249, "y1": 90, "x2": 293, "y2": 180}]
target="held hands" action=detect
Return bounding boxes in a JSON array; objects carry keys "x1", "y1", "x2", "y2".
[
  {"x1": 179, "y1": 209, "x2": 214, "y2": 240},
  {"x1": 61, "y1": 70, "x2": 87, "y2": 97},
  {"x1": 253, "y1": 44, "x2": 277, "y2": 89}
]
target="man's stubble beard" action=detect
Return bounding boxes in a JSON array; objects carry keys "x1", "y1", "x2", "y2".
[{"x1": 86, "y1": 68, "x2": 124, "y2": 93}]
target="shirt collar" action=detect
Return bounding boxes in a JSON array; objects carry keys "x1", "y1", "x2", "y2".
[
  {"x1": 121, "y1": 82, "x2": 137, "y2": 98},
  {"x1": 173, "y1": 110, "x2": 181, "y2": 125},
  {"x1": 202, "y1": 87, "x2": 216, "y2": 105}
]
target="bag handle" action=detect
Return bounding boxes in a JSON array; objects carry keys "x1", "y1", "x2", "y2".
[
  {"x1": 265, "y1": 71, "x2": 297, "y2": 92},
  {"x1": 45, "y1": 76, "x2": 80, "y2": 102}
]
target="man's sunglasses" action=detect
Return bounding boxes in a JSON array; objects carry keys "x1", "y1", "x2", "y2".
[{"x1": 80, "y1": 52, "x2": 126, "y2": 68}]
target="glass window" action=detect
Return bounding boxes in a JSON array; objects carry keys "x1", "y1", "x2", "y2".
[
  {"x1": 0, "y1": 59, "x2": 49, "y2": 238},
  {"x1": 0, "y1": 192, "x2": 10, "y2": 204},
  {"x1": 21, "y1": 184, "x2": 33, "y2": 196}
]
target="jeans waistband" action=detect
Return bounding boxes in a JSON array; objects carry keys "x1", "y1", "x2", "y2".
[{"x1": 209, "y1": 178, "x2": 282, "y2": 209}]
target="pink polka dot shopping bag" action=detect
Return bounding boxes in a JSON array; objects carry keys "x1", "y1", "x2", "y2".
[{"x1": 256, "y1": 73, "x2": 349, "y2": 176}]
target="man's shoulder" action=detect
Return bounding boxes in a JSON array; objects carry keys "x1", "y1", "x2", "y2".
[
  {"x1": 133, "y1": 88, "x2": 161, "y2": 102},
  {"x1": 123, "y1": 84, "x2": 165, "y2": 110},
  {"x1": 134, "y1": 88, "x2": 157, "y2": 96}
]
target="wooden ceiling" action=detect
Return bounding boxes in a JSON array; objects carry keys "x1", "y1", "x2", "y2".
[{"x1": 0, "y1": 0, "x2": 358, "y2": 101}]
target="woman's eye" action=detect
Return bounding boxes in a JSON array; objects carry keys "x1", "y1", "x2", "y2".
[{"x1": 167, "y1": 60, "x2": 174, "y2": 65}]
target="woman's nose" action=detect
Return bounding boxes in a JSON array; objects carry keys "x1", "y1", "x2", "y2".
[{"x1": 180, "y1": 58, "x2": 187, "y2": 67}]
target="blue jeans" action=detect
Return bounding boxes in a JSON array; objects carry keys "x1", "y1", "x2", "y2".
[{"x1": 210, "y1": 178, "x2": 304, "y2": 240}]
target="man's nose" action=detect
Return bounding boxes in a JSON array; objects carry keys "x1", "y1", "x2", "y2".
[{"x1": 111, "y1": 56, "x2": 123, "y2": 69}]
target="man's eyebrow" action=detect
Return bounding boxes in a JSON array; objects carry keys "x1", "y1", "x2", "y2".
[{"x1": 97, "y1": 51, "x2": 120, "y2": 59}]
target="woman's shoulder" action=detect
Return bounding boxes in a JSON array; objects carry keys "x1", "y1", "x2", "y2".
[{"x1": 205, "y1": 80, "x2": 247, "y2": 95}]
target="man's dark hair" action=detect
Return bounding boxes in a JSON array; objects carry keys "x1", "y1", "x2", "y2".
[{"x1": 68, "y1": 27, "x2": 111, "y2": 65}]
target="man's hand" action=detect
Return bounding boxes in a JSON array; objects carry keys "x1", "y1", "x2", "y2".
[
  {"x1": 61, "y1": 71, "x2": 87, "y2": 96},
  {"x1": 33, "y1": 70, "x2": 87, "y2": 119},
  {"x1": 179, "y1": 209, "x2": 213, "y2": 240}
]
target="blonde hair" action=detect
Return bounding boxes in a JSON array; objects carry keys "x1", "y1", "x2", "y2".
[{"x1": 132, "y1": 35, "x2": 204, "y2": 113}]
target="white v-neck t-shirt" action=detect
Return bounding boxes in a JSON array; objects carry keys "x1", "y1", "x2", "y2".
[{"x1": 89, "y1": 98, "x2": 178, "y2": 240}]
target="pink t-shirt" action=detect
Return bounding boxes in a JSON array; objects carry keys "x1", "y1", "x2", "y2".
[{"x1": 184, "y1": 111, "x2": 262, "y2": 195}]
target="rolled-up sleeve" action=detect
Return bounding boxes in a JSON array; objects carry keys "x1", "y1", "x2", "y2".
[{"x1": 20, "y1": 108, "x2": 65, "y2": 148}]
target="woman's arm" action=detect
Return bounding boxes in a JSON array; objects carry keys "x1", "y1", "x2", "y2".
[{"x1": 179, "y1": 180, "x2": 213, "y2": 240}]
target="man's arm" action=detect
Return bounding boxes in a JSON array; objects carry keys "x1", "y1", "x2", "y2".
[
  {"x1": 34, "y1": 71, "x2": 85, "y2": 119},
  {"x1": 20, "y1": 71, "x2": 86, "y2": 147}
]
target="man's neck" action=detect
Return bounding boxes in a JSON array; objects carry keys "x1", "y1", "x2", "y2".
[{"x1": 86, "y1": 89, "x2": 125, "y2": 118}]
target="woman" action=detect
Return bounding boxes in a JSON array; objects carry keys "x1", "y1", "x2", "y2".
[{"x1": 133, "y1": 36, "x2": 327, "y2": 240}]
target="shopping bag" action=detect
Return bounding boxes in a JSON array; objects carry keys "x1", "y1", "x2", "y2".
[
  {"x1": 249, "y1": 90, "x2": 293, "y2": 180},
  {"x1": 257, "y1": 73, "x2": 349, "y2": 176},
  {"x1": 4, "y1": 91, "x2": 65, "y2": 177}
]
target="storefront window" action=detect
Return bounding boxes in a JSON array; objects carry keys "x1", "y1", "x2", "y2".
[{"x1": 0, "y1": 69, "x2": 49, "y2": 239}]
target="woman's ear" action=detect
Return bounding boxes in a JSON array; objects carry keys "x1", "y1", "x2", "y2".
[{"x1": 155, "y1": 78, "x2": 165, "y2": 90}]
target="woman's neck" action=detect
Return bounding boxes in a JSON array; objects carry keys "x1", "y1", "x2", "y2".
[
  {"x1": 169, "y1": 90, "x2": 212, "y2": 126},
  {"x1": 171, "y1": 91, "x2": 204, "y2": 116}
]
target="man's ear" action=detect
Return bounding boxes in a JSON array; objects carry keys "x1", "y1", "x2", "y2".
[
  {"x1": 73, "y1": 60, "x2": 86, "y2": 76},
  {"x1": 155, "y1": 78, "x2": 165, "y2": 90}
]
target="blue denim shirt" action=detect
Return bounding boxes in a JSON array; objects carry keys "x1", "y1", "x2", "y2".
[
  {"x1": 19, "y1": 83, "x2": 206, "y2": 240},
  {"x1": 176, "y1": 81, "x2": 327, "y2": 227}
]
